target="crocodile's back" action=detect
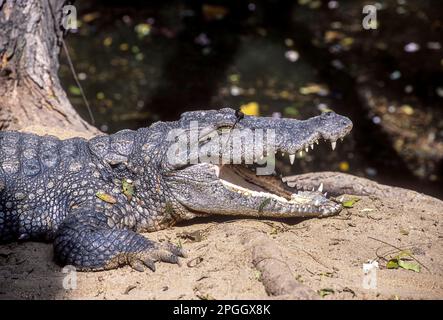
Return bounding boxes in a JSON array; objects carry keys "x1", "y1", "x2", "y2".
[
  {"x1": 0, "y1": 131, "x2": 90, "y2": 242},
  {"x1": 0, "y1": 131, "x2": 90, "y2": 179}
]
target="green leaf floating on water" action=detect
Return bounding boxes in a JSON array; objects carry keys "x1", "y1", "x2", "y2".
[
  {"x1": 122, "y1": 178, "x2": 134, "y2": 201},
  {"x1": 96, "y1": 191, "x2": 117, "y2": 204},
  {"x1": 69, "y1": 85, "x2": 81, "y2": 96},
  {"x1": 342, "y1": 197, "x2": 360, "y2": 208}
]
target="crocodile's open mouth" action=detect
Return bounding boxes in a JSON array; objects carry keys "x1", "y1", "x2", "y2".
[
  {"x1": 214, "y1": 137, "x2": 344, "y2": 217},
  {"x1": 170, "y1": 136, "x2": 347, "y2": 218},
  {"x1": 168, "y1": 109, "x2": 352, "y2": 218}
]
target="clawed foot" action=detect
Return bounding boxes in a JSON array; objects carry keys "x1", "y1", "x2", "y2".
[{"x1": 127, "y1": 241, "x2": 187, "y2": 272}]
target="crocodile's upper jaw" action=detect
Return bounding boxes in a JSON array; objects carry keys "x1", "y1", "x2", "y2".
[{"x1": 164, "y1": 108, "x2": 352, "y2": 219}]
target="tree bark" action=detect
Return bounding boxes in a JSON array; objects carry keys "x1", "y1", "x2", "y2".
[{"x1": 0, "y1": 0, "x2": 99, "y2": 138}]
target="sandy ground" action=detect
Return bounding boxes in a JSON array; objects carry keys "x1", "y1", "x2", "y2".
[{"x1": 0, "y1": 194, "x2": 442, "y2": 300}]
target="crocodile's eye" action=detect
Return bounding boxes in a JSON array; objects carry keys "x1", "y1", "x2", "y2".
[{"x1": 235, "y1": 109, "x2": 244, "y2": 120}]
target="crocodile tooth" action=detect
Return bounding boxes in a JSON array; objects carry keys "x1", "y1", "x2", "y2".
[
  {"x1": 339, "y1": 196, "x2": 344, "y2": 202},
  {"x1": 315, "y1": 200, "x2": 320, "y2": 206},
  {"x1": 331, "y1": 141, "x2": 337, "y2": 150},
  {"x1": 324, "y1": 192, "x2": 328, "y2": 197},
  {"x1": 310, "y1": 144, "x2": 314, "y2": 150},
  {"x1": 318, "y1": 183, "x2": 323, "y2": 192},
  {"x1": 315, "y1": 140, "x2": 319, "y2": 145},
  {"x1": 289, "y1": 154, "x2": 295, "y2": 165},
  {"x1": 299, "y1": 150, "x2": 303, "y2": 157},
  {"x1": 305, "y1": 146, "x2": 309, "y2": 152},
  {"x1": 281, "y1": 152, "x2": 285, "y2": 157},
  {"x1": 311, "y1": 187, "x2": 315, "y2": 191}
]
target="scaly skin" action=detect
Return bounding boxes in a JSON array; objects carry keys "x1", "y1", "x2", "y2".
[{"x1": 0, "y1": 108, "x2": 352, "y2": 271}]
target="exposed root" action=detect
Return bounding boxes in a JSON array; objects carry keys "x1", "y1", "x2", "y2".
[{"x1": 240, "y1": 231, "x2": 318, "y2": 299}]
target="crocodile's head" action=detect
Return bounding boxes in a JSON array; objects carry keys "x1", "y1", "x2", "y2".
[{"x1": 148, "y1": 108, "x2": 352, "y2": 220}]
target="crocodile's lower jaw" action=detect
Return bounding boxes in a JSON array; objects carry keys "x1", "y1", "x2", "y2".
[{"x1": 215, "y1": 164, "x2": 342, "y2": 217}]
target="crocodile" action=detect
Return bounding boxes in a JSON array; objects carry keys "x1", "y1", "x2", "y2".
[{"x1": 0, "y1": 108, "x2": 352, "y2": 271}]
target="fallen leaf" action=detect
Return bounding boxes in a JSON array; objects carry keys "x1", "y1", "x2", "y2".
[
  {"x1": 318, "y1": 288, "x2": 335, "y2": 298},
  {"x1": 386, "y1": 250, "x2": 421, "y2": 272},
  {"x1": 96, "y1": 191, "x2": 117, "y2": 204},
  {"x1": 398, "y1": 260, "x2": 420, "y2": 272},
  {"x1": 122, "y1": 178, "x2": 134, "y2": 201},
  {"x1": 386, "y1": 259, "x2": 399, "y2": 269},
  {"x1": 342, "y1": 198, "x2": 360, "y2": 208}
]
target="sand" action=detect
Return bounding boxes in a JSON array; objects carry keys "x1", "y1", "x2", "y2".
[{"x1": 0, "y1": 193, "x2": 442, "y2": 300}]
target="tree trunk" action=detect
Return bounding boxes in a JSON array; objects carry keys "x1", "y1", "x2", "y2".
[{"x1": 0, "y1": 0, "x2": 99, "y2": 138}]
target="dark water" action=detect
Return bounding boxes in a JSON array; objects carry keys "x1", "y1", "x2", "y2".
[{"x1": 59, "y1": 0, "x2": 443, "y2": 198}]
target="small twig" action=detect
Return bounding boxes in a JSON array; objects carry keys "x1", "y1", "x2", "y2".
[
  {"x1": 61, "y1": 39, "x2": 95, "y2": 125},
  {"x1": 301, "y1": 249, "x2": 332, "y2": 271},
  {"x1": 368, "y1": 236, "x2": 430, "y2": 272}
]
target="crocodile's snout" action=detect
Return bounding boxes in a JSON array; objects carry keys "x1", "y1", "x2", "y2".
[{"x1": 166, "y1": 108, "x2": 353, "y2": 219}]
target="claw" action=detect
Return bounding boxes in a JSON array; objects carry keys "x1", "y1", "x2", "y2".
[
  {"x1": 143, "y1": 258, "x2": 156, "y2": 271},
  {"x1": 127, "y1": 240, "x2": 185, "y2": 272},
  {"x1": 156, "y1": 250, "x2": 181, "y2": 265},
  {"x1": 163, "y1": 242, "x2": 187, "y2": 258},
  {"x1": 129, "y1": 259, "x2": 145, "y2": 272}
]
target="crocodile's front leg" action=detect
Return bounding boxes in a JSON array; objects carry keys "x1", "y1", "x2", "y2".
[{"x1": 53, "y1": 208, "x2": 186, "y2": 271}]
